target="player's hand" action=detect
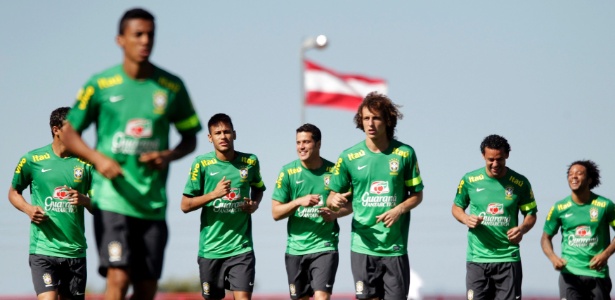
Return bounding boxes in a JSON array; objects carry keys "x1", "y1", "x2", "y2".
[
  {"x1": 590, "y1": 253, "x2": 609, "y2": 270},
  {"x1": 507, "y1": 226, "x2": 524, "y2": 244},
  {"x1": 328, "y1": 191, "x2": 351, "y2": 211},
  {"x1": 296, "y1": 195, "x2": 320, "y2": 207},
  {"x1": 464, "y1": 215, "x2": 483, "y2": 229},
  {"x1": 376, "y1": 206, "x2": 403, "y2": 228},
  {"x1": 65, "y1": 186, "x2": 90, "y2": 207},
  {"x1": 241, "y1": 198, "x2": 259, "y2": 214},
  {"x1": 212, "y1": 176, "x2": 231, "y2": 199},
  {"x1": 27, "y1": 205, "x2": 48, "y2": 224},
  {"x1": 139, "y1": 150, "x2": 172, "y2": 170},
  {"x1": 550, "y1": 256, "x2": 567, "y2": 271},
  {"x1": 319, "y1": 207, "x2": 337, "y2": 222},
  {"x1": 93, "y1": 155, "x2": 122, "y2": 179}
]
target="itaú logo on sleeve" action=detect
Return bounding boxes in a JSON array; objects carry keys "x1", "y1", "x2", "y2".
[{"x1": 125, "y1": 119, "x2": 153, "y2": 138}]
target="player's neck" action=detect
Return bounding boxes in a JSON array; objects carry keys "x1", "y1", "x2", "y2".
[
  {"x1": 301, "y1": 156, "x2": 323, "y2": 170},
  {"x1": 51, "y1": 139, "x2": 70, "y2": 158},
  {"x1": 571, "y1": 189, "x2": 592, "y2": 204},
  {"x1": 215, "y1": 149, "x2": 236, "y2": 162},
  {"x1": 123, "y1": 60, "x2": 154, "y2": 80},
  {"x1": 365, "y1": 137, "x2": 390, "y2": 153}
]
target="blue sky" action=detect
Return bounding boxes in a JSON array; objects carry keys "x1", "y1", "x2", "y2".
[{"x1": 1, "y1": 1, "x2": 615, "y2": 296}]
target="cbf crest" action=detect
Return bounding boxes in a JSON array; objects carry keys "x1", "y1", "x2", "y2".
[
  {"x1": 389, "y1": 158, "x2": 399, "y2": 175},
  {"x1": 355, "y1": 281, "x2": 364, "y2": 294},
  {"x1": 202, "y1": 282, "x2": 210, "y2": 295},
  {"x1": 324, "y1": 175, "x2": 330, "y2": 189},
  {"x1": 108, "y1": 241, "x2": 122, "y2": 262},
  {"x1": 74, "y1": 166, "x2": 84, "y2": 183},
  {"x1": 289, "y1": 284, "x2": 296, "y2": 296},
  {"x1": 240, "y1": 168, "x2": 248, "y2": 182},
  {"x1": 590, "y1": 208, "x2": 599, "y2": 222},
  {"x1": 42, "y1": 273, "x2": 52, "y2": 286},
  {"x1": 505, "y1": 186, "x2": 514, "y2": 200},
  {"x1": 153, "y1": 91, "x2": 168, "y2": 114}
]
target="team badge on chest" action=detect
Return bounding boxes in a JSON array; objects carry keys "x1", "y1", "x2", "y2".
[
  {"x1": 389, "y1": 158, "x2": 399, "y2": 175},
  {"x1": 240, "y1": 168, "x2": 248, "y2": 181},
  {"x1": 504, "y1": 186, "x2": 514, "y2": 200},
  {"x1": 74, "y1": 167, "x2": 83, "y2": 182},
  {"x1": 153, "y1": 91, "x2": 167, "y2": 114},
  {"x1": 590, "y1": 208, "x2": 599, "y2": 222}
]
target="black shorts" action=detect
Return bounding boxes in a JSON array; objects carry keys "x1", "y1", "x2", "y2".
[
  {"x1": 559, "y1": 272, "x2": 612, "y2": 300},
  {"x1": 285, "y1": 250, "x2": 339, "y2": 299},
  {"x1": 350, "y1": 251, "x2": 409, "y2": 300},
  {"x1": 198, "y1": 251, "x2": 256, "y2": 299},
  {"x1": 466, "y1": 261, "x2": 522, "y2": 300},
  {"x1": 29, "y1": 254, "x2": 86, "y2": 299},
  {"x1": 94, "y1": 209, "x2": 168, "y2": 280}
]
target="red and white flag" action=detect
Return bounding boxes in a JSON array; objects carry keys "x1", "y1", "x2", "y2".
[{"x1": 304, "y1": 60, "x2": 387, "y2": 111}]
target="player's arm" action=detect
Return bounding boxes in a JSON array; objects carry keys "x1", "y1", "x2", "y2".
[
  {"x1": 590, "y1": 237, "x2": 615, "y2": 270},
  {"x1": 272, "y1": 195, "x2": 320, "y2": 221},
  {"x1": 8, "y1": 186, "x2": 48, "y2": 224},
  {"x1": 60, "y1": 123, "x2": 122, "y2": 179},
  {"x1": 181, "y1": 176, "x2": 230, "y2": 213},
  {"x1": 376, "y1": 190, "x2": 423, "y2": 228},
  {"x1": 507, "y1": 213, "x2": 536, "y2": 244},
  {"x1": 452, "y1": 204, "x2": 483, "y2": 229},
  {"x1": 242, "y1": 186, "x2": 264, "y2": 214},
  {"x1": 541, "y1": 231, "x2": 566, "y2": 270},
  {"x1": 140, "y1": 133, "x2": 197, "y2": 170},
  {"x1": 65, "y1": 186, "x2": 93, "y2": 213}
]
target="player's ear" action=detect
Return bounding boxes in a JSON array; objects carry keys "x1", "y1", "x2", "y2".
[{"x1": 232, "y1": 130, "x2": 237, "y2": 140}]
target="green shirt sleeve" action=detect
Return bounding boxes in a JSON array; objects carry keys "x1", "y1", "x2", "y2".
[
  {"x1": 272, "y1": 168, "x2": 290, "y2": 203},
  {"x1": 11, "y1": 156, "x2": 32, "y2": 192},
  {"x1": 543, "y1": 205, "x2": 561, "y2": 236},
  {"x1": 67, "y1": 78, "x2": 100, "y2": 133},
  {"x1": 453, "y1": 176, "x2": 469, "y2": 209}
]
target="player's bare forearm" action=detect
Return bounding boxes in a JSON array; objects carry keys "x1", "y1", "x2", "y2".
[
  {"x1": 250, "y1": 187, "x2": 264, "y2": 204},
  {"x1": 541, "y1": 232, "x2": 566, "y2": 270},
  {"x1": 518, "y1": 213, "x2": 537, "y2": 234},
  {"x1": 397, "y1": 190, "x2": 423, "y2": 214},
  {"x1": 180, "y1": 192, "x2": 218, "y2": 213},
  {"x1": 272, "y1": 199, "x2": 302, "y2": 221},
  {"x1": 168, "y1": 134, "x2": 197, "y2": 161},
  {"x1": 8, "y1": 187, "x2": 48, "y2": 223}
]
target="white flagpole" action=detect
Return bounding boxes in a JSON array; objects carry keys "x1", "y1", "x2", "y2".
[{"x1": 300, "y1": 35, "x2": 327, "y2": 125}]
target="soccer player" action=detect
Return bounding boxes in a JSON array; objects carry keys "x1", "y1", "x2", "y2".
[
  {"x1": 452, "y1": 134, "x2": 537, "y2": 300},
  {"x1": 59, "y1": 8, "x2": 202, "y2": 299},
  {"x1": 8, "y1": 107, "x2": 93, "y2": 300},
  {"x1": 327, "y1": 92, "x2": 424, "y2": 300},
  {"x1": 181, "y1": 113, "x2": 266, "y2": 300},
  {"x1": 272, "y1": 123, "x2": 347, "y2": 300},
  {"x1": 541, "y1": 160, "x2": 615, "y2": 299}
]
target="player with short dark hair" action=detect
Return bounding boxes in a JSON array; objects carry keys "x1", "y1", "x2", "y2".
[
  {"x1": 181, "y1": 113, "x2": 265, "y2": 300},
  {"x1": 452, "y1": 134, "x2": 537, "y2": 300},
  {"x1": 542, "y1": 160, "x2": 615, "y2": 299},
  {"x1": 327, "y1": 92, "x2": 424, "y2": 300},
  {"x1": 9, "y1": 107, "x2": 93, "y2": 300},
  {"x1": 272, "y1": 123, "x2": 346, "y2": 300},
  {"x1": 60, "y1": 7, "x2": 202, "y2": 299}
]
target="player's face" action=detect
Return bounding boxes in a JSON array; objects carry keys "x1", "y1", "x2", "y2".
[
  {"x1": 296, "y1": 131, "x2": 320, "y2": 163},
  {"x1": 483, "y1": 147, "x2": 508, "y2": 178},
  {"x1": 117, "y1": 18, "x2": 155, "y2": 64},
  {"x1": 568, "y1": 164, "x2": 590, "y2": 192},
  {"x1": 208, "y1": 122, "x2": 235, "y2": 154},
  {"x1": 361, "y1": 107, "x2": 387, "y2": 140}
]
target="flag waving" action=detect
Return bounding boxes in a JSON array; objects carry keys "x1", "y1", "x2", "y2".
[{"x1": 304, "y1": 60, "x2": 387, "y2": 111}]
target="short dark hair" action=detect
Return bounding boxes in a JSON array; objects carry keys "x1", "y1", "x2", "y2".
[
  {"x1": 49, "y1": 107, "x2": 70, "y2": 137},
  {"x1": 119, "y1": 8, "x2": 155, "y2": 35},
  {"x1": 353, "y1": 92, "x2": 403, "y2": 140},
  {"x1": 296, "y1": 123, "x2": 321, "y2": 143},
  {"x1": 207, "y1": 113, "x2": 234, "y2": 132},
  {"x1": 568, "y1": 160, "x2": 601, "y2": 190},
  {"x1": 480, "y1": 134, "x2": 511, "y2": 154}
]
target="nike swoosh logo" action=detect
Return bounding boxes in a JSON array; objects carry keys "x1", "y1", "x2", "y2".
[
  {"x1": 476, "y1": 188, "x2": 485, "y2": 192},
  {"x1": 109, "y1": 95, "x2": 124, "y2": 103},
  {"x1": 564, "y1": 213, "x2": 573, "y2": 218},
  {"x1": 249, "y1": 282, "x2": 254, "y2": 286},
  {"x1": 41, "y1": 168, "x2": 52, "y2": 173},
  {"x1": 210, "y1": 172, "x2": 219, "y2": 176},
  {"x1": 326, "y1": 284, "x2": 332, "y2": 288},
  {"x1": 357, "y1": 165, "x2": 367, "y2": 170},
  {"x1": 296, "y1": 180, "x2": 304, "y2": 184}
]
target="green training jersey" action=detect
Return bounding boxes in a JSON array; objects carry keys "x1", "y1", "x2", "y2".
[
  {"x1": 544, "y1": 194, "x2": 615, "y2": 278},
  {"x1": 11, "y1": 144, "x2": 93, "y2": 258},
  {"x1": 183, "y1": 151, "x2": 266, "y2": 259},
  {"x1": 67, "y1": 64, "x2": 202, "y2": 220},
  {"x1": 328, "y1": 140, "x2": 423, "y2": 257},
  {"x1": 454, "y1": 167, "x2": 537, "y2": 263},
  {"x1": 272, "y1": 159, "x2": 339, "y2": 255}
]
